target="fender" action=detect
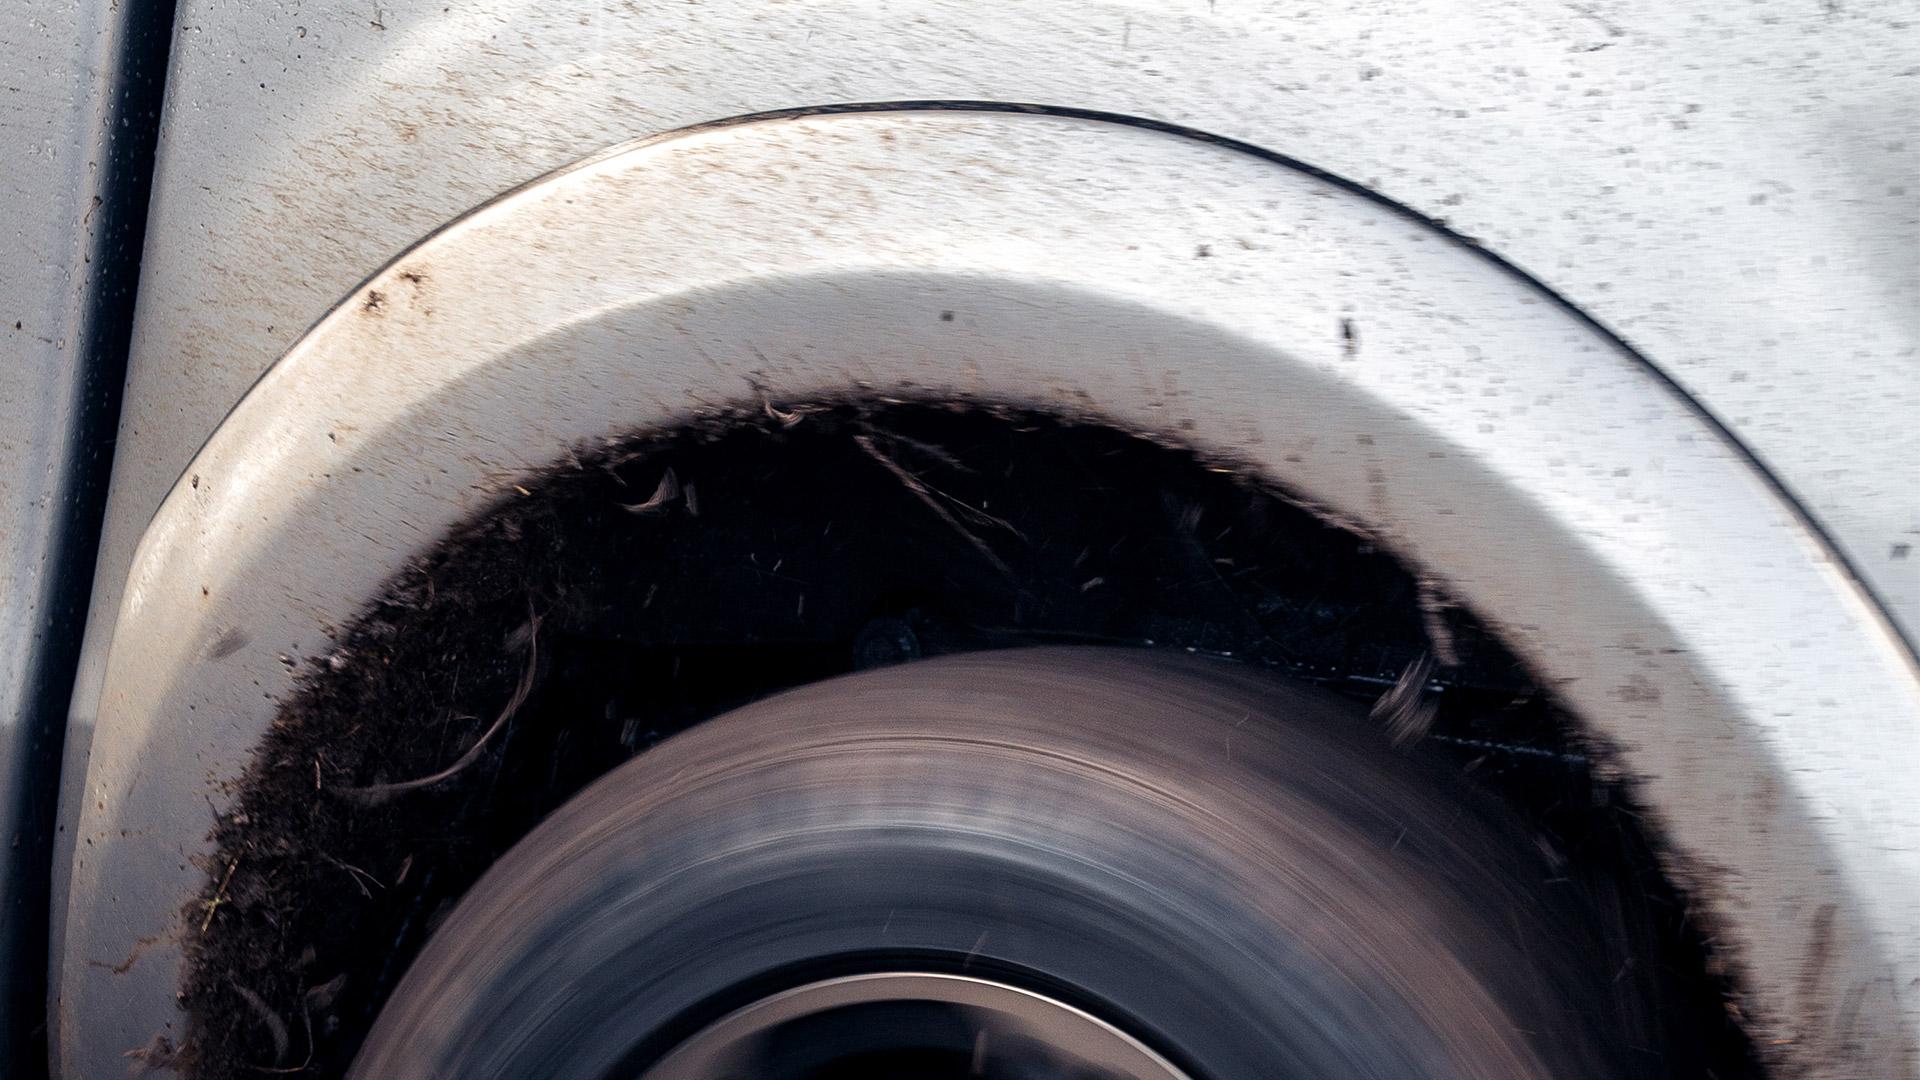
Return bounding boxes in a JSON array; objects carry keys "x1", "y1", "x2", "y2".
[{"x1": 57, "y1": 109, "x2": 1920, "y2": 1077}]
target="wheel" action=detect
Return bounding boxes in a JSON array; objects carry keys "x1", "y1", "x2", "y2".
[{"x1": 351, "y1": 647, "x2": 1645, "y2": 1079}]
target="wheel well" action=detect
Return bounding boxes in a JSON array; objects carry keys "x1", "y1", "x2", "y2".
[{"x1": 174, "y1": 401, "x2": 1759, "y2": 1078}]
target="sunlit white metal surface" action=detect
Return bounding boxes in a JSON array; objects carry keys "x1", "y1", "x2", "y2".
[
  {"x1": 61, "y1": 2, "x2": 1918, "y2": 720},
  {"x1": 56, "y1": 19, "x2": 1918, "y2": 1065},
  {"x1": 55, "y1": 109, "x2": 1920, "y2": 1078},
  {"x1": 1, "y1": 0, "x2": 174, "y2": 1072}
]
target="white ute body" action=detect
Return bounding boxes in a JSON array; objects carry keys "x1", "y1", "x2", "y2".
[{"x1": 26, "y1": 2, "x2": 1919, "y2": 1077}]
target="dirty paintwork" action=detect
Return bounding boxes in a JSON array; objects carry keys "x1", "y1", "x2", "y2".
[
  {"x1": 2, "y1": 0, "x2": 173, "y2": 1074},
  {"x1": 64, "y1": 0, "x2": 1920, "y2": 687},
  {"x1": 54, "y1": 111, "x2": 1920, "y2": 1077}
]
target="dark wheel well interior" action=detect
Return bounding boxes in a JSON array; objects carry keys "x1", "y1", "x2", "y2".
[{"x1": 174, "y1": 401, "x2": 1761, "y2": 1079}]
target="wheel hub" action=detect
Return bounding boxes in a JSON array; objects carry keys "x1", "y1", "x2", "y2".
[{"x1": 642, "y1": 973, "x2": 1189, "y2": 1080}]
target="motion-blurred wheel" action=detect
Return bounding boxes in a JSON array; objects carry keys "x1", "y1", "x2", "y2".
[{"x1": 352, "y1": 648, "x2": 1648, "y2": 1079}]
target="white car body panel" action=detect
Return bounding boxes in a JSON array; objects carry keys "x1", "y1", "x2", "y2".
[{"x1": 48, "y1": 1, "x2": 1920, "y2": 1076}]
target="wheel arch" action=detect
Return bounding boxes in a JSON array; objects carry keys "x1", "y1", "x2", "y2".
[{"x1": 58, "y1": 107, "x2": 1920, "y2": 1077}]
